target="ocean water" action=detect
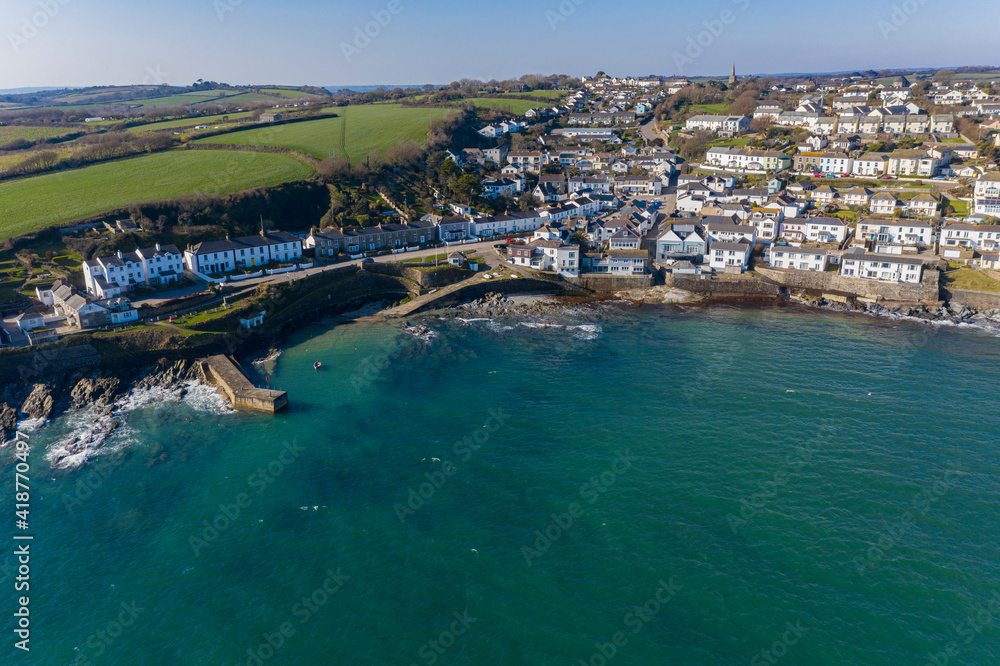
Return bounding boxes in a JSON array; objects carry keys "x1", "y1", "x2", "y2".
[{"x1": 3, "y1": 304, "x2": 1000, "y2": 665}]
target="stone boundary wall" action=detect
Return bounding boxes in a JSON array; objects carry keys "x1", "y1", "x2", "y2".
[
  {"x1": 942, "y1": 288, "x2": 1000, "y2": 310},
  {"x1": 665, "y1": 272, "x2": 781, "y2": 297},
  {"x1": 364, "y1": 262, "x2": 469, "y2": 288},
  {"x1": 567, "y1": 275, "x2": 656, "y2": 291},
  {"x1": 408, "y1": 278, "x2": 563, "y2": 314},
  {"x1": 755, "y1": 267, "x2": 940, "y2": 304}
]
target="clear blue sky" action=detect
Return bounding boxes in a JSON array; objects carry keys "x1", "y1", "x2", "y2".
[{"x1": 1, "y1": 0, "x2": 996, "y2": 89}]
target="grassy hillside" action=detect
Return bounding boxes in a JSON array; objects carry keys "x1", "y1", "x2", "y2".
[
  {"x1": 501, "y1": 90, "x2": 566, "y2": 99},
  {"x1": 0, "y1": 150, "x2": 314, "y2": 240},
  {"x1": 465, "y1": 98, "x2": 540, "y2": 114},
  {"x1": 194, "y1": 104, "x2": 454, "y2": 161},
  {"x1": 126, "y1": 111, "x2": 257, "y2": 134},
  {"x1": 0, "y1": 126, "x2": 80, "y2": 143}
]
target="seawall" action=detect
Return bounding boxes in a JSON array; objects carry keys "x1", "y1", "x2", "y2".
[{"x1": 201, "y1": 355, "x2": 288, "y2": 413}]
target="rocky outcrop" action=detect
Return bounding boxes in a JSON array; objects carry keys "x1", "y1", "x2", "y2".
[
  {"x1": 138, "y1": 359, "x2": 198, "y2": 390},
  {"x1": 20, "y1": 384, "x2": 55, "y2": 420},
  {"x1": 0, "y1": 403, "x2": 16, "y2": 443},
  {"x1": 69, "y1": 377, "x2": 124, "y2": 409}
]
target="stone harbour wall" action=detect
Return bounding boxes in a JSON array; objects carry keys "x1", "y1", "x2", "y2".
[{"x1": 755, "y1": 267, "x2": 940, "y2": 305}]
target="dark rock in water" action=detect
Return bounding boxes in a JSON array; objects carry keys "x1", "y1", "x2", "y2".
[
  {"x1": 21, "y1": 384, "x2": 55, "y2": 420},
  {"x1": 0, "y1": 403, "x2": 17, "y2": 442}
]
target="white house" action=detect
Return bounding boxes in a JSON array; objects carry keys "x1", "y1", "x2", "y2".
[
  {"x1": 685, "y1": 115, "x2": 750, "y2": 134},
  {"x1": 705, "y1": 217, "x2": 757, "y2": 245},
  {"x1": 802, "y1": 217, "x2": 850, "y2": 244},
  {"x1": 839, "y1": 249, "x2": 923, "y2": 283},
  {"x1": 941, "y1": 223, "x2": 1000, "y2": 250},
  {"x1": 709, "y1": 240, "x2": 753, "y2": 273},
  {"x1": 856, "y1": 220, "x2": 935, "y2": 249},
  {"x1": 869, "y1": 192, "x2": 903, "y2": 216},
  {"x1": 613, "y1": 176, "x2": 662, "y2": 196},
  {"x1": 973, "y1": 173, "x2": 1000, "y2": 216},
  {"x1": 768, "y1": 246, "x2": 830, "y2": 271}
]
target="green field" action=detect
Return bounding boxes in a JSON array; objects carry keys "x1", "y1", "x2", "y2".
[
  {"x1": 258, "y1": 88, "x2": 328, "y2": 99},
  {"x1": 686, "y1": 103, "x2": 730, "y2": 115},
  {"x1": 0, "y1": 150, "x2": 314, "y2": 240},
  {"x1": 195, "y1": 104, "x2": 455, "y2": 161},
  {"x1": 500, "y1": 90, "x2": 566, "y2": 99},
  {"x1": 467, "y1": 98, "x2": 540, "y2": 114},
  {"x1": 191, "y1": 92, "x2": 284, "y2": 106},
  {"x1": 126, "y1": 111, "x2": 257, "y2": 134},
  {"x1": 0, "y1": 126, "x2": 79, "y2": 144}
]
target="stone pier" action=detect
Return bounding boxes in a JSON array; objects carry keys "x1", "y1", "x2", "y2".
[{"x1": 201, "y1": 355, "x2": 288, "y2": 413}]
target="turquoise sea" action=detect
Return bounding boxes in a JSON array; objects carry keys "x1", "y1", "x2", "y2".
[{"x1": 3, "y1": 303, "x2": 1000, "y2": 665}]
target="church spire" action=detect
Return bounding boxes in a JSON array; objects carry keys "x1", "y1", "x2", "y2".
[{"x1": 729, "y1": 63, "x2": 737, "y2": 85}]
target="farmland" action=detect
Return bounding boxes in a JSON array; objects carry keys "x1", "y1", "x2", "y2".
[
  {"x1": 258, "y1": 87, "x2": 329, "y2": 99},
  {"x1": 195, "y1": 104, "x2": 455, "y2": 161},
  {"x1": 465, "y1": 98, "x2": 540, "y2": 115},
  {"x1": 0, "y1": 126, "x2": 81, "y2": 144},
  {"x1": 0, "y1": 150, "x2": 314, "y2": 240},
  {"x1": 126, "y1": 111, "x2": 258, "y2": 134},
  {"x1": 500, "y1": 90, "x2": 567, "y2": 99}
]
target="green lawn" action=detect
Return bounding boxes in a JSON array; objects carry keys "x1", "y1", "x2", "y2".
[
  {"x1": 0, "y1": 150, "x2": 315, "y2": 240},
  {"x1": 943, "y1": 265, "x2": 1000, "y2": 292},
  {"x1": 195, "y1": 104, "x2": 455, "y2": 161},
  {"x1": 948, "y1": 200, "x2": 970, "y2": 216},
  {"x1": 0, "y1": 126, "x2": 80, "y2": 144},
  {"x1": 400, "y1": 253, "x2": 454, "y2": 263},
  {"x1": 687, "y1": 103, "x2": 730, "y2": 115},
  {"x1": 710, "y1": 137, "x2": 749, "y2": 147}
]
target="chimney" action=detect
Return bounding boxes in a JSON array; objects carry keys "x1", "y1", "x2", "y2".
[
  {"x1": 117, "y1": 251, "x2": 123, "y2": 259},
  {"x1": 155, "y1": 243, "x2": 161, "y2": 252}
]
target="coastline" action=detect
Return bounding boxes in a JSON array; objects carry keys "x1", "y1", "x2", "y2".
[{"x1": 4, "y1": 281, "x2": 1000, "y2": 458}]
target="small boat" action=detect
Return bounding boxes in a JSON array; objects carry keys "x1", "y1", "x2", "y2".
[{"x1": 313, "y1": 361, "x2": 322, "y2": 370}]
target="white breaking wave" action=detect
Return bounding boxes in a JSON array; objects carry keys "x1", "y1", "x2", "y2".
[
  {"x1": 519, "y1": 322, "x2": 565, "y2": 329},
  {"x1": 253, "y1": 350, "x2": 282, "y2": 365},
  {"x1": 569, "y1": 324, "x2": 602, "y2": 340},
  {"x1": 45, "y1": 379, "x2": 232, "y2": 469}
]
